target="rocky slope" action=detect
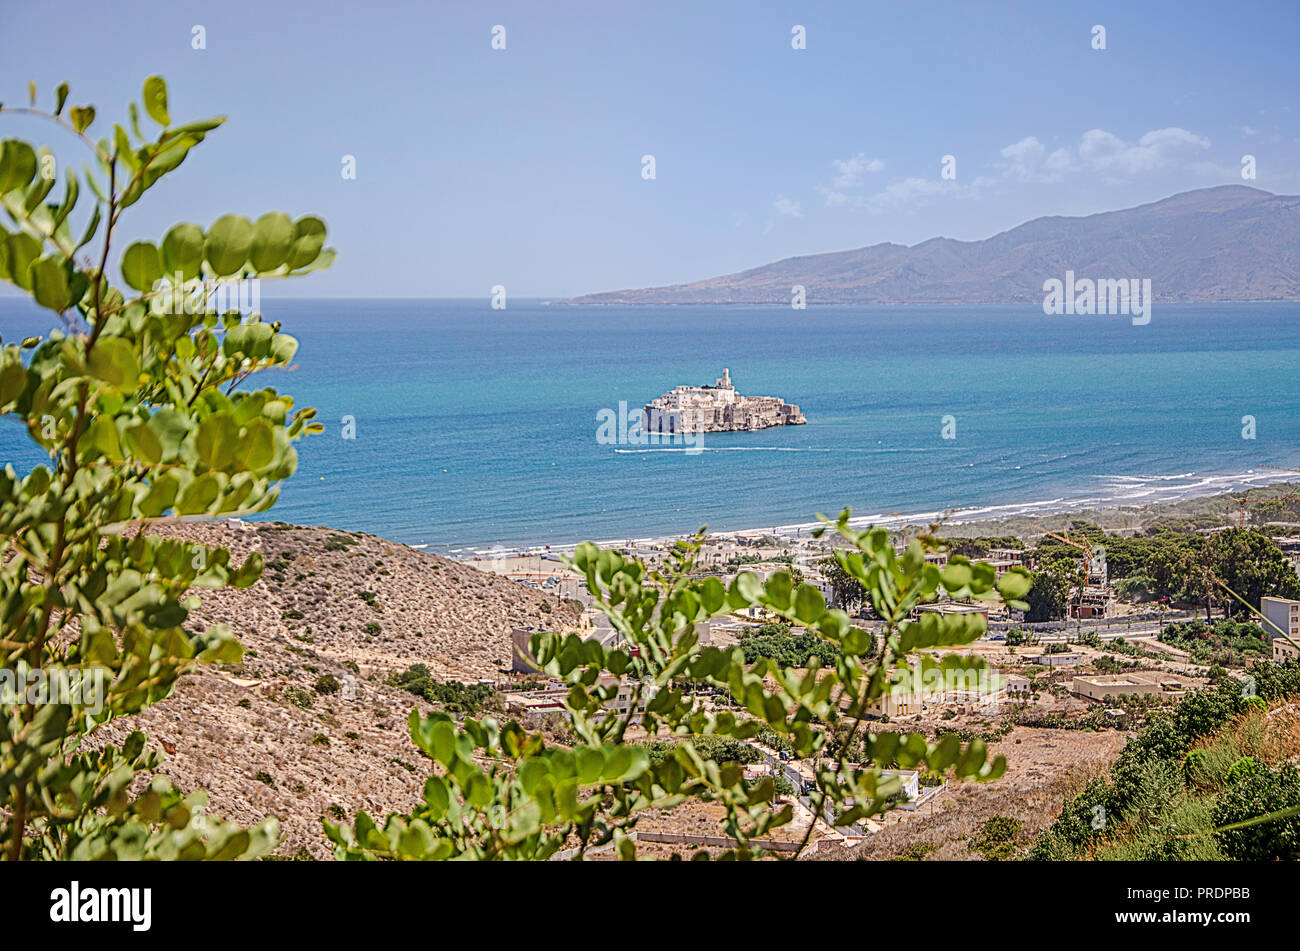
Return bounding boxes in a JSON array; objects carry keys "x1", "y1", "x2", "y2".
[{"x1": 98, "y1": 520, "x2": 583, "y2": 859}]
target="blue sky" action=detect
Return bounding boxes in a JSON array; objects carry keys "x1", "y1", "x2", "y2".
[{"x1": 2, "y1": 0, "x2": 1297, "y2": 297}]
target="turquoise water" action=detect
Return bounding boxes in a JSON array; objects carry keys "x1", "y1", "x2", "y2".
[{"x1": 2, "y1": 298, "x2": 1298, "y2": 551}]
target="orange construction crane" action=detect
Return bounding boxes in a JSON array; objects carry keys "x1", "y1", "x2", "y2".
[
  {"x1": 1027, "y1": 522, "x2": 1096, "y2": 576},
  {"x1": 1230, "y1": 466, "x2": 1300, "y2": 528}
]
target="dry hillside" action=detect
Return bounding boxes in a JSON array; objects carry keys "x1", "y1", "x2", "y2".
[{"x1": 98, "y1": 519, "x2": 583, "y2": 859}]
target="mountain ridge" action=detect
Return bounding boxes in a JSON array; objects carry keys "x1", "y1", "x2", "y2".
[{"x1": 564, "y1": 186, "x2": 1300, "y2": 305}]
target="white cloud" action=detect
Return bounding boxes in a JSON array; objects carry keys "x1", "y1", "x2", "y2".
[
  {"x1": 772, "y1": 195, "x2": 803, "y2": 217},
  {"x1": 861, "y1": 177, "x2": 956, "y2": 211},
  {"x1": 1077, "y1": 127, "x2": 1210, "y2": 176},
  {"x1": 998, "y1": 127, "x2": 1211, "y2": 184},
  {"x1": 1000, "y1": 136, "x2": 1073, "y2": 183},
  {"x1": 830, "y1": 152, "x2": 885, "y2": 189}
]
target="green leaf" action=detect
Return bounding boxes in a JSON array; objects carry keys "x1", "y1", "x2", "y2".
[
  {"x1": 793, "y1": 584, "x2": 826, "y2": 624},
  {"x1": 236, "y1": 418, "x2": 276, "y2": 470},
  {"x1": 177, "y1": 472, "x2": 221, "y2": 514},
  {"x1": 0, "y1": 362, "x2": 26, "y2": 406},
  {"x1": 735, "y1": 571, "x2": 763, "y2": 604},
  {"x1": 286, "y1": 216, "x2": 326, "y2": 268},
  {"x1": 138, "y1": 473, "x2": 179, "y2": 517},
  {"x1": 269, "y1": 333, "x2": 298, "y2": 364},
  {"x1": 0, "y1": 140, "x2": 37, "y2": 195},
  {"x1": 29, "y1": 257, "x2": 72, "y2": 312},
  {"x1": 86, "y1": 337, "x2": 140, "y2": 387},
  {"x1": 941, "y1": 559, "x2": 973, "y2": 591},
  {"x1": 997, "y1": 568, "x2": 1033, "y2": 602},
  {"x1": 249, "y1": 212, "x2": 294, "y2": 272},
  {"x1": 204, "y1": 214, "x2": 253, "y2": 277},
  {"x1": 75, "y1": 203, "x2": 102, "y2": 252},
  {"x1": 54, "y1": 83, "x2": 69, "y2": 116},
  {"x1": 123, "y1": 421, "x2": 163, "y2": 464},
  {"x1": 162, "y1": 222, "x2": 204, "y2": 280},
  {"x1": 143, "y1": 76, "x2": 170, "y2": 126},
  {"x1": 147, "y1": 409, "x2": 189, "y2": 458},
  {"x1": 121, "y1": 241, "x2": 164, "y2": 292},
  {"x1": 69, "y1": 105, "x2": 95, "y2": 134},
  {"x1": 5, "y1": 232, "x2": 41, "y2": 288},
  {"x1": 195, "y1": 413, "x2": 240, "y2": 470},
  {"x1": 83, "y1": 415, "x2": 123, "y2": 461}
]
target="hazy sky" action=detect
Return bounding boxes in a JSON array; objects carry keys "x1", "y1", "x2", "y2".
[{"x1": 2, "y1": 0, "x2": 1296, "y2": 297}]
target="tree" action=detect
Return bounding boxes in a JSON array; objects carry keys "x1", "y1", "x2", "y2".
[
  {"x1": 819, "y1": 555, "x2": 865, "y2": 611},
  {"x1": 324, "y1": 517, "x2": 1034, "y2": 860},
  {"x1": 1206, "y1": 529, "x2": 1300, "y2": 618},
  {"x1": 0, "y1": 78, "x2": 333, "y2": 859},
  {"x1": 1024, "y1": 559, "x2": 1077, "y2": 622}
]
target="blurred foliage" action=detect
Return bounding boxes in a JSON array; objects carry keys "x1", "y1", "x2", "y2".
[
  {"x1": 326, "y1": 512, "x2": 1033, "y2": 860},
  {"x1": 0, "y1": 77, "x2": 333, "y2": 859}
]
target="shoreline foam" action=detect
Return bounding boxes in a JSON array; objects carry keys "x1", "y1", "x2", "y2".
[{"x1": 443, "y1": 468, "x2": 1299, "y2": 559}]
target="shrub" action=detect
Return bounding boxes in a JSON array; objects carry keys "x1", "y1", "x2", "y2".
[
  {"x1": 284, "y1": 686, "x2": 315, "y2": 710},
  {"x1": 1214, "y1": 763, "x2": 1300, "y2": 860},
  {"x1": 314, "y1": 674, "x2": 341, "y2": 695},
  {"x1": 386, "y1": 665, "x2": 497, "y2": 715},
  {"x1": 967, "y1": 815, "x2": 1023, "y2": 861}
]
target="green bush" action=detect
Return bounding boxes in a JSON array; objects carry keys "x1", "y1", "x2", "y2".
[
  {"x1": 314, "y1": 674, "x2": 341, "y2": 695},
  {"x1": 385, "y1": 664, "x2": 497, "y2": 715},
  {"x1": 967, "y1": 815, "x2": 1023, "y2": 861},
  {"x1": 1214, "y1": 763, "x2": 1300, "y2": 860}
]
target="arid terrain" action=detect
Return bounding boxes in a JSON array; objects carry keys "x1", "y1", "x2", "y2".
[
  {"x1": 95, "y1": 517, "x2": 1187, "y2": 860},
  {"x1": 98, "y1": 519, "x2": 583, "y2": 859}
]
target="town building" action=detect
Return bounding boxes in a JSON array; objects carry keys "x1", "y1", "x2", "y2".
[
  {"x1": 1262, "y1": 596, "x2": 1300, "y2": 662},
  {"x1": 1005, "y1": 674, "x2": 1032, "y2": 698},
  {"x1": 1072, "y1": 675, "x2": 1187, "y2": 703},
  {"x1": 1026, "y1": 651, "x2": 1082, "y2": 667},
  {"x1": 916, "y1": 602, "x2": 990, "y2": 622}
]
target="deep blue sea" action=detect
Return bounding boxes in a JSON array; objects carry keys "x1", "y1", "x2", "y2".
[{"x1": 2, "y1": 298, "x2": 1298, "y2": 552}]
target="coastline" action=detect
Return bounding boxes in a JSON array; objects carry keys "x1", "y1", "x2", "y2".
[{"x1": 442, "y1": 470, "x2": 1300, "y2": 560}]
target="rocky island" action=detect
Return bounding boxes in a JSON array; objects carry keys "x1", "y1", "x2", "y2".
[{"x1": 643, "y1": 368, "x2": 806, "y2": 434}]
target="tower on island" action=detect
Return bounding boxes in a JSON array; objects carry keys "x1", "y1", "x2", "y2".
[{"x1": 642, "y1": 369, "x2": 806, "y2": 435}]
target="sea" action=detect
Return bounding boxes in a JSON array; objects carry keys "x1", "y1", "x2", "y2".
[{"x1": 1, "y1": 298, "x2": 1298, "y2": 554}]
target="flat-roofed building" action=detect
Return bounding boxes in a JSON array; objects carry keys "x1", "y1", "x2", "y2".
[
  {"x1": 916, "y1": 602, "x2": 990, "y2": 622},
  {"x1": 1072, "y1": 675, "x2": 1186, "y2": 702},
  {"x1": 1263, "y1": 596, "x2": 1300, "y2": 662},
  {"x1": 1027, "y1": 652, "x2": 1082, "y2": 667},
  {"x1": 1005, "y1": 674, "x2": 1032, "y2": 698}
]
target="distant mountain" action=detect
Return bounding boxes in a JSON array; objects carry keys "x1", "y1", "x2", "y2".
[{"x1": 565, "y1": 186, "x2": 1300, "y2": 305}]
